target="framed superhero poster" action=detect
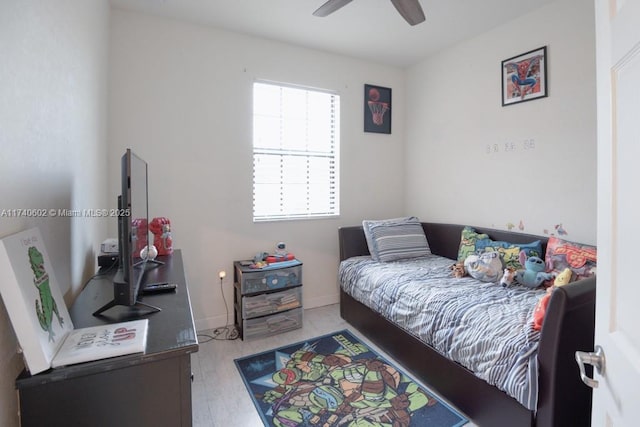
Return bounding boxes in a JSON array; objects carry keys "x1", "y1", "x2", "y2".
[{"x1": 501, "y1": 46, "x2": 548, "y2": 106}]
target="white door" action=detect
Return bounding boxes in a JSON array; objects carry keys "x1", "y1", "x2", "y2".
[{"x1": 588, "y1": 0, "x2": 640, "y2": 424}]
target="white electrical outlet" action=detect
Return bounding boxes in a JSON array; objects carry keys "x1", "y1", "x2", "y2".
[{"x1": 100, "y1": 238, "x2": 118, "y2": 254}]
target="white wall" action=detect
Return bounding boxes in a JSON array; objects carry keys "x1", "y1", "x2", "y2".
[
  {"x1": 0, "y1": 0, "x2": 597, "y2": 423},
  {"x1": 0, "y1": 1, "x2": 110, "y2": 425},
  {"x1": 406, "y1": 0, "x2": 597, "y2": 245},
  {"x1": 108, "y1": 9, "x2": 407, "y2": 331}
]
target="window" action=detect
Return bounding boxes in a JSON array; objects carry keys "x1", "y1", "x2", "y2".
[{"x1": 252, "y1": 81, "x2": 340, "y2": 221}]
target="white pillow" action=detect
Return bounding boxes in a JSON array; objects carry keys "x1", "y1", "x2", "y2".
[{"x1": 362, "y1": 216, "x2": 431, "y2": 262}]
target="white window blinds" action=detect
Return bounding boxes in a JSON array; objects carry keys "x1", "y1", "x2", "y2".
[{"x1": 252, "y1": 82, "x2": 340, "y2": 221}]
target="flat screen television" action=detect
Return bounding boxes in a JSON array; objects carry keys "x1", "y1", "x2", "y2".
[{"x1": 93, "y1": 149, "x2": 161, "y2": 316}]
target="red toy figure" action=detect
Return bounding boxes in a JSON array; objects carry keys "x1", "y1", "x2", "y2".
[
  {"x1": 150, "y1": 217, "x2": 173, "y2": 256},
  {"x1": 131, "y1": 218, "x2": 148, "y2": 256}
]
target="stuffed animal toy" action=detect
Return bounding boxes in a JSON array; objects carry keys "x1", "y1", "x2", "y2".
[
  {"x1": 500, "y1": 267, "x2": 517, "y2": 288},
  {"x1": 464, "y1": 251, "x2": 502, "y2": 282},
  {"x1": 515, "y1": 251, "x2": 555, "y2": 288},
  {"x1": 149, "y1": 217, "x2": 173, "y2": 256},
  {"x1": 532, "y1": 290, "x2": 552, "y2": 330},
  {"x1": 554, "y1": 267, "x2": 573, "y2": 286},
  {"x1": 532, "y1": 268, "x2": 573, "y2": 330},
  {"x1": 450, "y1": 262, "x2": 466, "y2": 278}
]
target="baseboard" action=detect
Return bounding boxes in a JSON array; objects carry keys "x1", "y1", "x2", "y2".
[
  {"x1": 196, "y1": 314, "x2": 231, "y2": 333},
  {"x1": 303, "y1": 293, "x2": 339, "y2": 309}
]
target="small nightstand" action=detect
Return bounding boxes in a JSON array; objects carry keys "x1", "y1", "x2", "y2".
[{"x1": 233, "y1": 259, "x2": 303, "y2": 340}]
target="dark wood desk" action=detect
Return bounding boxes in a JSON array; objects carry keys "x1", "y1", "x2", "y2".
[{"x1": 15, "y1": 250, "x2": 199, "y2": 427}]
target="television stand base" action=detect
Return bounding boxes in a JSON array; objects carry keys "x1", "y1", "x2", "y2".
[
  {"x1": 92, "y1": 299, "x2": 161, "y2": 317},
  {"x1": 134, "y1": 258, "x2": 165, "y2": 269}
]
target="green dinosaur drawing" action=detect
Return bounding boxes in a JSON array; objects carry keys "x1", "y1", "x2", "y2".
[{"x1": 28, "y1": 246, "x2": 64, "y2": 342}]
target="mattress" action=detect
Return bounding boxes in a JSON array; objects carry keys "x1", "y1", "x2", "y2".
[{"x1": 339, "y1": 254, "x2": 546, "y2": 410}]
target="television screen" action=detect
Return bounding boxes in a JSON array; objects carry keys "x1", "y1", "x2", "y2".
[
  {"x1": 120, "y1": 149, "x2": 149, "y2": 303},
  {"x1": 93, "y1": 149, "x2": 154, "y2": 316},
  {"x1": 122, "y1": 149, "x2": 149, "y2": 292}
]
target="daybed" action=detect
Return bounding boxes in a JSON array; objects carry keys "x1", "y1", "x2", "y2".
[{"x1": 338, "y1": 222, "x2": 595, "y2": 427}]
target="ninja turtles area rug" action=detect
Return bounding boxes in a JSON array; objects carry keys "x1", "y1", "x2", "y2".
[{"x1": 234, "y1": 330, "x2": 468, "y2": 427}]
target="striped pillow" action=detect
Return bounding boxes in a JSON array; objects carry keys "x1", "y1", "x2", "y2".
[{"x1": 363, "y1": 217, "x2": 431, "y2": 262}]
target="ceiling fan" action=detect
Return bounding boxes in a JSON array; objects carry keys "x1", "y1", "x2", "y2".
[{"x1": 313, "y1": 0, "x2": 426, "y2": 26}]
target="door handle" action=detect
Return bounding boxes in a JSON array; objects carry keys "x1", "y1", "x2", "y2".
[{"x1": 575, "y1": 345, "x2": 605, "y2": 388}]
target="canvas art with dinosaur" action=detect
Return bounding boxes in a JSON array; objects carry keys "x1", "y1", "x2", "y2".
[
  {"x1": 0, "y1": 227, "x2": 74, "y2": 374},
  {"x1": 28, "y1": 245, "x2": 66, "y2": 342}
]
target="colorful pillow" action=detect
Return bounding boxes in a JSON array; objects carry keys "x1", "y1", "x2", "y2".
[
  {"x1": 457, "y1": 226, "x2": 489, "y2": 262},
  {"x1": 475, "y1": 238, "x2": 544, "y2": 270},
  {"x1": 545, "y1": 236, "x2": 597, "y2": 282},
  {"x1": 362, "y1": 217, "x2": 431, "y2": 262},
  {"x1": 457, "y1": 226, "x2": 543, "y2": 270}
]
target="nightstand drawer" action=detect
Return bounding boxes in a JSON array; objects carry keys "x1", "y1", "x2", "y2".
[
  {"x1": 242, "y1": 286, "x2": 302, "y2": 319},
  {"x1": 243, "y1": 308, "x2": 303, "y2": 340},
  {"x1": 237, "y1": 262, "x2": 302, "y2": 294}
]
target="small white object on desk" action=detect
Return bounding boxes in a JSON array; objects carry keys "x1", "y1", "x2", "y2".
[{"x1": 140, "y1": 244, "x2": 158, "y2": 261}]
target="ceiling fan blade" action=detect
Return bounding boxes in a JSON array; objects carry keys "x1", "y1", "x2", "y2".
[
  {"x1": 313, "y1": 0, "x2": 354, "y2": 17},
  {"x1": 390, "y1": 0, "x2": 426, "y2": 26}
]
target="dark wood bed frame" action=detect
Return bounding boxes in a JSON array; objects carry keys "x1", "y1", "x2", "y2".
[{"x1": 338, "y1": 222, "x2": 595, "y2": 427}]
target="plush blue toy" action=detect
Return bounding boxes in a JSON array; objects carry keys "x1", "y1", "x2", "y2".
[{"x1": 515, "y1": 252, "x2": 555, "y2": 288}]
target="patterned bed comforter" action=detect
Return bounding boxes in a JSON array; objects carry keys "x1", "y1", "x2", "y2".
[{"x1": 339, "y1": 254, "x2": 546, "y2": 411}]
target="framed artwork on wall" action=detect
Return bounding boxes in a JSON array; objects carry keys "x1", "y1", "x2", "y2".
[
  {"x1": 501, "y1": 46, "x2": 548, "y2": 106},
  {"x1": 364, "y1": 84, "x2": 391, "y2": 134}
]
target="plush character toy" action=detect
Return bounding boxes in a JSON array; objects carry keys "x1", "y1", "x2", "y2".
[
  {"x1": 149, "y1": 217, "x2": 173, "y2": 256},
  {"x1": 515, "y1": 251, "x2": 555, "y2": 288},
  {"x1": 532, "y1": 267, "x2": 573, "y2": 330},
  {"x1": 450, "y1": 262, "x2": 466, "y2": 278},
  {"x1": 131, "y1": 218, "x2": 148, "y2": 255},
  {"x1": 500, "y1": 267, "x2": 517, "y2": 288},
  {"x1": 554, "y1": 267, "x2": 573, "y2": 286},
  {"x1": 532, "y1": 290, "x2": 552, "y2": 330},
  {"x1": 464, "y1": 251, "x2": 503, "y2": 282}
]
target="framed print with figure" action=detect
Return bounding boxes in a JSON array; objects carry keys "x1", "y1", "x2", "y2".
[{"x1": 502, "y1": 46, "x2": 547, "y2": 106}]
